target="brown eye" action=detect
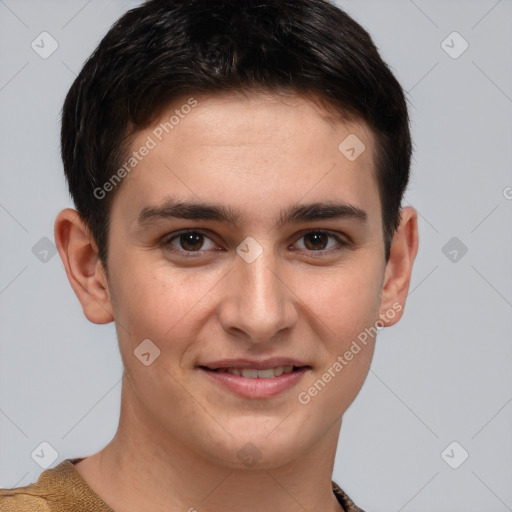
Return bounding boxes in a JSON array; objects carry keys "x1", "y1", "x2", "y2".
[
  {"x1": 303, "y1": 232, "x2": 330, "y2": 250},
  {"x1": 293, "y1": 231, "x2": 344, "y2": 253},
  {"x1": 179, "y1": 232, "x2": 205, "y2": 251},
  {"x1": 163, "y1": 230, "x2": 217, "y2": 254}
]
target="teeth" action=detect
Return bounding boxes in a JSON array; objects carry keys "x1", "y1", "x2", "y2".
[
  {"x1": 216, "y1": 366, "x2": 295, "y2": 379},
  {"x1": 254, "y1": 368, "x2": 275, "y2": 379},
  {"x1": 241, "y1": 369, "x2": 259, "y2": 378}
]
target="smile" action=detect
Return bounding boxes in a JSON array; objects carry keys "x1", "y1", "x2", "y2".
[
  {"x1": 210, "y1": 365, "x2": 295, "y2": 378},
  {"x1": 199, "y1": 363, "x2": 309, "y2": 399}
]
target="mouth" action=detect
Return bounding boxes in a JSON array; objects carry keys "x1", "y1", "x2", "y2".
[
  {"x1": 198, "y1": 360, "x2": 310, "y2": 398},
  {"x1": 201, "y1": 365, "x2": 301, "y2": 379}
]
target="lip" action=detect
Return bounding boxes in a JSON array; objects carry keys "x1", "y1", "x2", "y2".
[
  {"x1": 198, "y1": 358, "x2": 310, "y2": 399},
  {"x1": 200, "y1": 357, "x2": 308, "y2": 370}
]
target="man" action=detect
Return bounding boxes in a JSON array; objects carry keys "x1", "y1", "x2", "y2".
[{"x1": 0, "y1": 0, "x2": 418, "y2": 510}]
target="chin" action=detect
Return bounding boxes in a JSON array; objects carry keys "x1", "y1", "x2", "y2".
[{"x1": 195, "y1": 420, "x2": 313, "y2": 470}]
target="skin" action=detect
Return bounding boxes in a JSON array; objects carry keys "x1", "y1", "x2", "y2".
[{"x1": 54, "y1": 92, "x2": 418, "y2": 512}]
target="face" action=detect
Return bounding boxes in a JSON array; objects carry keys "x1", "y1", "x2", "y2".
[{"x1": 101, "y1": 92, "x2": 393, "y2": 468}]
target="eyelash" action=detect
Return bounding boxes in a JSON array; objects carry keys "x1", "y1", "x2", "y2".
[{"x1": 161, "y1": 229, "x2": 351, "y2": 258}]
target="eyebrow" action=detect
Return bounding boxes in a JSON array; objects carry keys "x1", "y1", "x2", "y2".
[{"x1": 134, "y1": 198, "x2": 368, "y2": 229}]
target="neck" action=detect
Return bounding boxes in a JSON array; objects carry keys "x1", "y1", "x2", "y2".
[{"x1": 75, "y1": 380, "x2": 345, "y2": 512}]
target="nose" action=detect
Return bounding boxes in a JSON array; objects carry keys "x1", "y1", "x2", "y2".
[{"x1": 218, "y1": 246, "x2": 298, "y2": 344}]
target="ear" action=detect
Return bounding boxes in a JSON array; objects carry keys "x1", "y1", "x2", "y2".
[
  {"x1": 378, "y1": 206, "x2": 419, "y2": 327},
  {"x1": 54, "y1": 208, "x2": 114, "y2": 324}
]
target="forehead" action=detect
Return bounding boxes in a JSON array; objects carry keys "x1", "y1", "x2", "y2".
[{"x1": 110, "y1": 92, "x2": 381, "y2": 228}]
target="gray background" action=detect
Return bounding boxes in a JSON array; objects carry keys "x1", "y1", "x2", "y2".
[{"x1": 1, "y1": 1, "x2": 511, "y2": 511}]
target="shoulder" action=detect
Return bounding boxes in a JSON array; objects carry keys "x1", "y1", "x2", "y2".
[
  {"x1": 332, "y1": 481, "x2": 366, "y2": 512},
  {"x1": 0, "y1": 459, "x2": 84, "y2": 512},
  {"x1": 0, "y1": 485, "x2": 52, "y2": 512}
]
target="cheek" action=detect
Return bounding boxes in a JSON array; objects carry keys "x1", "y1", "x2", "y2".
[
  {"x1": 296, "y1": 263, "x2": 383, "y2": 342},
  {"x1": 109, "y1": 264, "x2": 183, "y2": 341},
  {"x1": 294, "y1": 261, "x2": 383, "y2": 412},
  {"x1": 295, "y1": 273, "x2": 379, "y2": 418},
  {"x1": 109, "y1": 261, "x2": 223, "y2": 354}
]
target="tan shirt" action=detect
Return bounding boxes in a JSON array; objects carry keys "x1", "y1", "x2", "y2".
[{"x1": 0, "y1": 458, "x2": 365, "y2": 512}]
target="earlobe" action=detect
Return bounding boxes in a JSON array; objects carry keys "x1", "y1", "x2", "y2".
[
  {"x1": 378, "y1": 206, "x2": 419, "y2": 327},
  {"x1": 54, "y1": 208, "x2": 114, "y2": 324}
]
